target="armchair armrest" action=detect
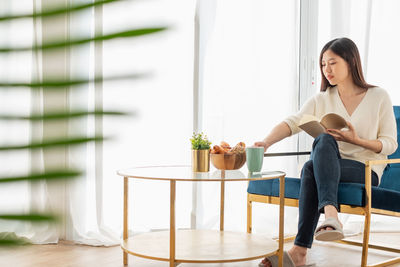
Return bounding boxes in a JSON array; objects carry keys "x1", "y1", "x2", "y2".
[
  {"x1": 264, "y1": 151, "x2": 311, "y2": 157},
  {"x1": 366, "y1": 158, "x2": 400, "y2": 166}
]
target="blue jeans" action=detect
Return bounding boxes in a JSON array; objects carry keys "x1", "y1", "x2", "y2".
[{"x1": 294, "y1": 133, "x2": 378, "y2": 248}]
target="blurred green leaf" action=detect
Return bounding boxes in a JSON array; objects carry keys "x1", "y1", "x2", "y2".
[
  {"x1": 0, "y1": 110, "x2": 133, "y2": 120},
  {"x1": 0, "y1": 170, "x2": 82, "y2": 183},
  {"x1": 0, "y1": 73, "x2": 147, "y2": 89},
  {"x1": 0, "y1": 214, "x2": 58, "y2": 222},
  {"x1": 0, "y1": 233, "x2": 30, "y2": 246},
  {"x1": 0, "y1": 136, "x2": 104, "y2": 151},
  {"x1": 0, "y1": 239, "x2": 30, "y2": 246},
  {"x1": 0, "y1": 27, "x2": 167, "y2": 53},
  {"x1": 0, "y1": 0, "x2": 123, "y2": 21}
]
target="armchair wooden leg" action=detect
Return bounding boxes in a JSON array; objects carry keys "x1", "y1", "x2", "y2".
[
  {"x1": 247, "y1": 194, "x2": 252, "y2": 233},
  {"x1": 362, "y1": 164, "x2": 372, "y2": 267},
  {"x1": 361, "y1": 212, "x2": 371, "y2": 267},
  {"x1": 368, "y1": 257, "x2": 400, "y2": 267}
]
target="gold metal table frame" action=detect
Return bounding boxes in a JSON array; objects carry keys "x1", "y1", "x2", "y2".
[{"x1": 117, "y1": 165, "x2": 286, "y2": 267}]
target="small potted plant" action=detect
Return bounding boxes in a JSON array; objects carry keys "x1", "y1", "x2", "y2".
[{"x1": 190, "y1": 132, "x2": 212, "y2": 172}]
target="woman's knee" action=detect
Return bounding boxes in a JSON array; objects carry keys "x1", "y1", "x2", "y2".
[
  {"x1": 312, "y1": 133, "x2": 339, "y2": 155},
  {"x1": 314, "y1": 133, "x2": 336, "y2": 145},
  {"x1": 300, "y1": 160, "x2": 317, "y2": 191},
  {"x1": 301, "y1": 160, "x2": 314, "y2": 178}
]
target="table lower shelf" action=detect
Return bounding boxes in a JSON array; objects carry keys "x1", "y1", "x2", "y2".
[{"x1": 121, "y1": 229, "x2": 278, "y2": 263}]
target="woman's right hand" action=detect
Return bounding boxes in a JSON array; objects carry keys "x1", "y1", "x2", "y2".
[{"x1": 254, "y1": 141, "x2": 268, "y2": 152}]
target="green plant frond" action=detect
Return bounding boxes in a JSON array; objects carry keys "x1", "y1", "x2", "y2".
[
  {"x1": 0, "y1": 0, "x2": 124, "y2": 21},
  {"x1": 0, "y1": 233, "x2": 30, "y2": 246},
  {"x1": 0, "y1": 73, "x2": 148, "y2": 89},
  {"x1": 0, "y1": 170, "x2": 82, "y2": 183},
  {"x1": 0, "y1": 136, "x2": 105, "y2": 151},
  {"x1": 0, "y1": 110, "x2": 133, "y2": 120},
  {"x1": 0, "y1": 239, "x2": 30, "y2": 246},
  {"x1": 0, "y1": 27, "x2": 167, "y2": 53},
  {"x1": 0, "y1": 214, "x2": 58, "y2": 222}
]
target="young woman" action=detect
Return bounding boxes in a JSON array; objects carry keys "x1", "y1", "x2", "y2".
[{"x1": 255, "y1": 37, "x2": 398, "y2": 267}]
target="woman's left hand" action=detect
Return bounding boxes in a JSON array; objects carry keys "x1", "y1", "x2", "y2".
[{"x1": 326, "y1": 121, "x2": 360, "y2": 145}]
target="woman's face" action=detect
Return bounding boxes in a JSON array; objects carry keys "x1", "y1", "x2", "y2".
[{"x1": 321, "y1": 49, "x2": 350, "y2": 86}]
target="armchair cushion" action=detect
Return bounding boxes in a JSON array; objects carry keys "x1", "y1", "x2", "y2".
[
  {"x1": 247, "y1": 177, "x2": 300, "y2": 199},
  {"x1": 379, "y1": 166, "x2": 400, "y2": 192},
  {"x1": 247, "y1": 178, "x2": 400, "y2": 213},
  {"x1": 388, "y1": 106, "x2": 400, "y2": 160},
  {"x1": 379, "y1": 105, "x2": 400, "y2": 192}
]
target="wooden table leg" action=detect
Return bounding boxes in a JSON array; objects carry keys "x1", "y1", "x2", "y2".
[
  {"x1": 247, "y1": 193, "x2": 252, "y2": 234},
  {"x1": 220, "y1": 171, "x2": 225, "y2": 231},
  {"x1": 123, "y1": 177, "x2": 128, "y2": 265},
  {"x1": 278, "y1": 175, "x2": 285, "y2": 267},
  {"x1": 170, "y1": 180, "x2": 176, "y2": 267},
  {"x1": 220, "y1": 180, "x2": 225, "y2": 231}
]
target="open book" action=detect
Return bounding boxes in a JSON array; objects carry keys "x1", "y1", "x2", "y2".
[{"x1": 298, "y1": 113, "x2": 347, "y2": 138}]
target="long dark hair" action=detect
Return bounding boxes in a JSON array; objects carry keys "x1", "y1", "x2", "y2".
[{"x1": 319, "y1": 37, "x2": 374, "y2": 92}]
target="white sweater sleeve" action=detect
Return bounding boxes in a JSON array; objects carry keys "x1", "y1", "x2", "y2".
[
  {"x1": 378, "y1": 92, "x2": 398, "y2": 155},
  {"x1": 283, "y1": 96, "x2": 316, "y2": 136}
]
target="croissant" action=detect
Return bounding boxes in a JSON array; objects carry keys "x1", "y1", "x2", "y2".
[
  {"x1": 238, "y1": 142, "x2": 246, "y2": 148},
  {"x1": 220, "y1": 141, "x2": 230, "y2": 147},
  {"x1": 212, "y1": 145, "x2": 225, "y2": 154},
  {"x1": 231, "y1": 143, "x2": 245, "y2": 154},
  {"x1": 211, "y1": 142, "x2": 246, "y2": 154}
]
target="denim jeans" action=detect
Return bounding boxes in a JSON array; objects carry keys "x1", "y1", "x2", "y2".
[{"x1": 294, "y1": 133, "x2": 378, "y2": 248}]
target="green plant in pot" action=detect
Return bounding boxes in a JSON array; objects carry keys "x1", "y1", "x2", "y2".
[{"x1": 190, "y1": 132, "x2": 211, "y2": 172}]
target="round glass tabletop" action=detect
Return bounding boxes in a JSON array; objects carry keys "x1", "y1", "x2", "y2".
[{"x1": 117, "y1": 165, "x2": 285, "y2": 181}]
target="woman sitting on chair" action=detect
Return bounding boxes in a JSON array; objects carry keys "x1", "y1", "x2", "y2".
[{"x1": 255, "y1": 37, "x2": 398, "y2": 267}]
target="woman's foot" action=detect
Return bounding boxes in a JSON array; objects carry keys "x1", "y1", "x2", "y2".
[
  {"x1": 259, "y1": 245, "x2": 307, "y2": 267},
  {"x1": 314, "y1": 205, "x2": 345, "y2": 241},
  {"x1": 315, "y1": 222, "x2": 342, "y2": 233},
  {"x1": 316, "y1": 205, "x2": 343, "y2": 234}
]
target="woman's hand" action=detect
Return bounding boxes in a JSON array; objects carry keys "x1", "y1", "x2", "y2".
[
  {"x1": 326, "y1": 121, "x2": 360, "y2": 145},
  {"x1": 254, "y1": 141, "x2": 269, "y2": 152}
]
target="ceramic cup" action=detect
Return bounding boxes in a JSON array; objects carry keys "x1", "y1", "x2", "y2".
[{"x1": 245, "y1": 146, "x2": 264, "y2": 172}]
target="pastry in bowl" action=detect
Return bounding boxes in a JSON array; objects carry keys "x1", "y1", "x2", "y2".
[{"x1": 210, "y1": 142, "x2": 246, "y2": 170}]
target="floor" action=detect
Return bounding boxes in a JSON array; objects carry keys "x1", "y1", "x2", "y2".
[{"x1": 0, "y1": 233, "x2": 399, "y2": 267}]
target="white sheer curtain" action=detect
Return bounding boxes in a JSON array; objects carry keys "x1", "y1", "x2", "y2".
[
  {"x1": 317, "y1": 0, "x2": 400, "y2": 234},
  {"x1": 0, "y1": 0, "x2": 121, "y2": 245},
  {"x1": 0, "y1": 0, "x2": 34, "y2": 241},
  {"x1": 102, "y1": 0, "x2": 196, "y2": 234},
  {"x1": 367, "y1": 0, "x2": 400, "y2": 105},
  {"x1": 317, "y1": 0, "x2": 400, "y2": 102},
  {"x1": 196, "y1": 0, "x2": 301, "y2": 236},
  {"x1": 32, "y1": 0, "x2": 121, "y2": 245},
  {"x1": 0, "y1": 0, "x2": 196, "y2": 245}
]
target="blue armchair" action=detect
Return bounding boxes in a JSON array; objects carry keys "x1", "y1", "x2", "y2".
[{"x1": 247, "y1": 106, "x2": 400, "y2": 267}]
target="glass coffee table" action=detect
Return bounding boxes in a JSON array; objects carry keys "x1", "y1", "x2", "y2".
[{"x1": 117, "y1": 165, "x2": 286, "y2": 266}]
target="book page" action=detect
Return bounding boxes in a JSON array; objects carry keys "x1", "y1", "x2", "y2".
[
  {"x1": 299, "y1": 114, "x2": 319, "y2": 125},
  {"x1": 320, "y1": 113, "x2": 347, "y2": 130},
  {"x1": 298, "y1": 121, "x2": 326, "y2": 138}
]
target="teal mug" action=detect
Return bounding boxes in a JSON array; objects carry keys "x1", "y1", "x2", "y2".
[{"x1": 246, "y1": 147, "x2": 264, "y2": 172}]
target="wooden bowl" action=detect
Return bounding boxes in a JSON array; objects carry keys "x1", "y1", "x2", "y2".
[{"x1": 210, "y1": 153, "x2": 246, "y2": 170}]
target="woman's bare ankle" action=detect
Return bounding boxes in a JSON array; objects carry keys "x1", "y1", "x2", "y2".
[
  {"x1": 288, "y1": 245, "x2": 307, "y2": 266},
  {"x1": 324, "y1": 205, "x2": 338, "y2": 219},
  {"x1": 290, "y1": 245, "x2": 307, "y2": 255}
]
